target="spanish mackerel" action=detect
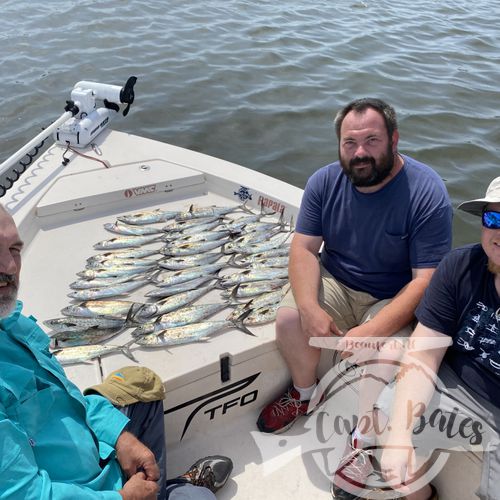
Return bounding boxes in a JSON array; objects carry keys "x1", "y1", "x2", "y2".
[
  {"x1": 70, "y1": 275, "x2": 139, "y2": 290},
  {"x1": 77, "y1": 267, "x2": 147, "y2": 279},
  {"x1": 44, "y1": 316, "x2": 125, "y2": 332},
  {"x1": 144, "y1": 276, "x2": 216, "y2": 298},
  {"x1": 85, "y1": 257, "x2": 158, "y2": 269},
  {"x1": 230, "y1": 246, "x2": 290, "y2": 266},
  {"x1": 141, "y1": 286, "x2": 213, "y2": 317},
  {"x1": 158, "y1": 252, "x2": 224, "y2": 270},
  {"x1": 175, "y1": 202, "x2": 252, "y2": 221},
  {"x1": 52, "y1": 339, "x2": 137, "y2": 365},
  {"x1": 117, "y1": 208, "x2": 179, "y2": 225},
  {"x1": 152, "y1": 262, "x2": 226, "y2": 287},
  {"x1": 61, "y1": 300, "x2": 158, "y2": 321},
  {"x1": 160, "y1": 239, "x2": 227, "y2": 256},
  {"x1": 134, "y1": 313, "x2": 255, "y2": 347},
  {"x1": 94, "y1": 234, "x2": 162, "y2": 250},
  {"x1": 131, "y1": 303, "x2": 228, "y2": 337},
  {"x1": 104, "y1": 222, "x2": 164, "y2": 236},
  {"x1": 221, "y1": 279, "x2": 288, "y2": 299},
  {"x1": 220, "y1": 267, "x2": 288, "y2": 287},
  {"x1": 87, "y1": 248, "x2": 161, "y2": 260},
  {"x1": 67, "y1": 278, "x2": 150, "y2": 300},
  {"x1": 50, "y1": 326, "x2": 126, "y2": 347}
]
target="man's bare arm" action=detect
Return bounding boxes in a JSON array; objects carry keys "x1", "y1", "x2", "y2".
[
  {"x1": 344, "y1": 267, "x2": 435, "y2": 342},
  {"x1": 288, "y1": 233, "x2": 342, "y2": 337},
  {"x1": 380, "y1": 325, "x2": 449, "y2": 487}
]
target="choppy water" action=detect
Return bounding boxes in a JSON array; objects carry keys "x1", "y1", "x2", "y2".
[{"x1": 2, "y1": 0, "x2": 500, "y2": 245}]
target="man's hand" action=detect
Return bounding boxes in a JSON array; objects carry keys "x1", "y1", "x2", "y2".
[
  {"x1": 299, "y1": 304, "x2": 343, "y2": 339},
  {"x1": 380, "y1": 442, "x2": 417, "y2": 496},
  {"x1": 115, "y1": 431, "x2": 159, "y2": 482},
  {"x1": 119, "y1": 472, "x2": 159, "y2": 500},
  {"x1": 339, "y1": 322, "x2": 381, "y2": 360}
]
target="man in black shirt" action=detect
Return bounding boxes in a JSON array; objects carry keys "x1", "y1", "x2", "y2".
[{"x1": 380, "y1": 177, "x2": 500, "y2": 500}]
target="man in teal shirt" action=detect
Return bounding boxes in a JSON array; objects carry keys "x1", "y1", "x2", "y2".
[
  {"x1": 0, "y1": 205, "x2": 232, "y2": 499},
  {"x1": 0, "y1": 206, "x2": 159, "y2": 499}
]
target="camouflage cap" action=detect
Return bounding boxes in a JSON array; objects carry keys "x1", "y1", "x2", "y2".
[{"x1": 84, "y1": 366, "x2": 165, "y2": 407}]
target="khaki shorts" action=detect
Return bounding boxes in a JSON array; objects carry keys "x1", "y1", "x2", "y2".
[{"x1": 279, "y1": 262, "x2": 413, "y2": 337}]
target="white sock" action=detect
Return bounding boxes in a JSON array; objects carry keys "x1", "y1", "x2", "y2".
[{"x1": 294, "y1": 382, "x2": 317, "y2": 401}]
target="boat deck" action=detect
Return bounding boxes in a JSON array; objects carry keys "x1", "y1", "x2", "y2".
[{"x1": 4, "y1": 130, "x2": 482, "y2": 499}]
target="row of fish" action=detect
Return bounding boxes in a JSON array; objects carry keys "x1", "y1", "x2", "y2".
[{"x1": 45, "y1": 201, "x2": 293, "y2": 364}]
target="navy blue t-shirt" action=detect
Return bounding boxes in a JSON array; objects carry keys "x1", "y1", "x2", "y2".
[
  {"x1": 416, "y1": 244, "x2": 500, "y2": 408},
  {"x1": 296, "y1": 155, "x2": 452, "y2": 299}
]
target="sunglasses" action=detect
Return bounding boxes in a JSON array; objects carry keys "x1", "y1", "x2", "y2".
[{"x1": 482, "y1": 210, "x2": 500, "y2": 229}]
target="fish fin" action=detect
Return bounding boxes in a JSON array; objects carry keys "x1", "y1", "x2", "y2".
[{"x1": 227, "y1": 284, "x2": 240, "y2": 303}]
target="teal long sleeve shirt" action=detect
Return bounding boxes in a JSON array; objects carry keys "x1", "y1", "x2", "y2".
[{"x1": 0, "y1": 302, "x2": 129, "y2": 499}]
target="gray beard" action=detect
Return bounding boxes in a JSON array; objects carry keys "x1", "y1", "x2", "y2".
[{"x1": 0, "y1": 290, "x2": 17, "y2": 318}]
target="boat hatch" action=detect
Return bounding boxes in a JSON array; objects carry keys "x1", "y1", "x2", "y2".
[{"x1": 37, "y1": 160, "x2": 206, "y2": 219}]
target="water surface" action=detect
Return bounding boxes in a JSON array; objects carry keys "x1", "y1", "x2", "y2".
[{"x1": 1, "y1": 0, "x2": 500, "y2": 244}]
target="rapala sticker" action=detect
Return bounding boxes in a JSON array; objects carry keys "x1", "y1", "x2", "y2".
[
  {"x1": 257, "y1": 195, "x2": 285, "y2": 214},
  {"x1": 124, "y1": 184, "x2": 157, "y2": 198}
]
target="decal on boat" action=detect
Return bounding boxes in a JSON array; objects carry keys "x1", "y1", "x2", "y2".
[
  {"x1": 257, "y1": 195, "x2": 285, "y2": 214},
  {"x1": 234, "y1": 186, "x2": 253, "y2": 202},
  {"x1": 165, "y1": 372, "x2": 260, "y2": 440},
  {"x1": 124, "y1": 184, "x2": 157, "y2": 198}
]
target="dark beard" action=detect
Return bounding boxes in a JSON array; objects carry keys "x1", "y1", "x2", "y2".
[{"x1": 340, "y1": 144, "x2": 395, "y2": 187}]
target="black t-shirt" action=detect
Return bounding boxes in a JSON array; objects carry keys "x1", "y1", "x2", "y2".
[{"x1": 416, "y1": 243, "x2": 500, "y2": 407}]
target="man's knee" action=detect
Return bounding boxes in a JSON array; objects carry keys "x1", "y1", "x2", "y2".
[{"x1": 275, "y1": 307, "x2": 301, "y2": 346}]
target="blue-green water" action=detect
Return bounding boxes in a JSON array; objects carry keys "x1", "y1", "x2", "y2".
[{"x1": 1, "y1": 0, "x2": 500, "y2": 245}]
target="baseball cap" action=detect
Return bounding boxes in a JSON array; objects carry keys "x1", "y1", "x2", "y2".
[
  {"x1": 458, "y1": 176, "x2": 500, "y2": 216},
  {"x1": 84, "y1": 366, "x2": 165, "y2": 406}
]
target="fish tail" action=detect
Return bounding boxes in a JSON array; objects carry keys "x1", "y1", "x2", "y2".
[
  {"x1": 227, "y1": 253, "x2": 247, "y2": 268},
  {"x1": 147, "y1": 269, "x2": 162, "y2": 284},
  {"x1": 239, "y1": 200, "x2": 254, "y2": 214},
  {"x1": 233, "y1": 309, "x2": 256, "y2": 336},
  {"x1": 259, "y1": 198, "x2": 276, "y2": 216},
  {"x1": 278, "y1": 207, "x2": 285, "y2": 225},
  {"x1": 221, "y1": 243, "x2": 233, "y2": 255},
  {"x1": 121, "y1": 341, "x2": 139, "y2": 363},
  {"x1": 126, "y1": 303, "x2": 146, "y2": 325}
]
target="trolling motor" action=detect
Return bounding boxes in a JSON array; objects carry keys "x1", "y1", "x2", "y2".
[
  {"x1": 0, "y1": 77, "x2": 137, "y2": 197},
  {"x1": 54, "y1": 76, "x2": 137, "y2": 148}
]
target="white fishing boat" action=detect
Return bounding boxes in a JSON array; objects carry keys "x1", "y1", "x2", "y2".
[{"x1": 0, "y1": 79, "x2": 480, "y2": 499}]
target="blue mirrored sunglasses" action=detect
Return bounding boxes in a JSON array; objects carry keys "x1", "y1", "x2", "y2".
[{"x1": 482, "y1": 210, "x2": 500, "y2": 229}]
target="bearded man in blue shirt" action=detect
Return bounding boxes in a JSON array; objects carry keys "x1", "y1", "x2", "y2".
[{"x1": 256, "y1": 98, "x2": 453, "y2": 499}]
